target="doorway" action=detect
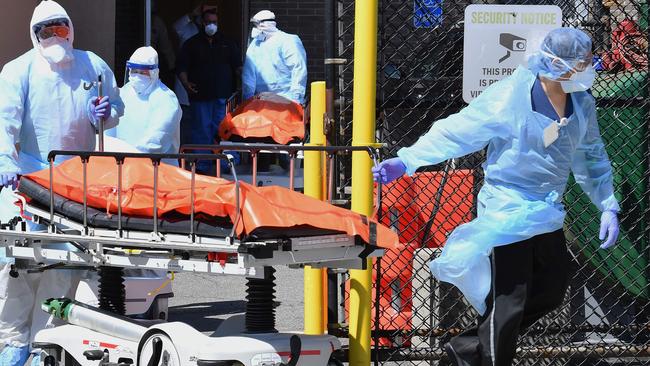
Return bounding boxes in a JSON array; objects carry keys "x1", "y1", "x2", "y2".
[{"x1": 115, "y1": 0, "x2": 246, "y2": 88}]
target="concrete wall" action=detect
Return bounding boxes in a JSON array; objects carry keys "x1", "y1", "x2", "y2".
[{"x1": 0, "y1": 0, "x2": 115, "y2": 69}]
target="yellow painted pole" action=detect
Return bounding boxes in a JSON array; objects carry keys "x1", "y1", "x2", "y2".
[
  {"x1": 304, "y1": 81, "x2": 326, "y2": 335},
  {"x1": 349, "y1": 0, "x2": 378, "y2": 363}
]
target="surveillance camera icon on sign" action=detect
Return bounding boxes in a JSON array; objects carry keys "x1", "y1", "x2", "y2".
[{"x1": 499, "y1": 33, "x2": 527, "y2": 63}]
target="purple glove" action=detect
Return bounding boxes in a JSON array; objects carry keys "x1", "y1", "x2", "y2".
[
  {"x1": 0, "y1": 173, "x2": 18, "y2": 189},
  {"x1": 88, "y1": 95, "x2": 110, "y2": 127},
  {"x1": 599, "y1": 210, "x2": 620, "y2": 249},
  {"x1": 372, "y1": 157, "x2": 406, "y2": 184}
]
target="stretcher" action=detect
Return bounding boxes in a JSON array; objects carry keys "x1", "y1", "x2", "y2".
[
  {"x1": 0, "y1": 148, "x2": 393, "y2": 366},
  {"x1": 219, "y1": 92, "x2": 305, "y2": 145},
  {"x1": 180, "y1": 143, "x2": 340, "y2": 192},
  {"x1": 211, "y1": 92, "x2": 307, "y2": 187}
]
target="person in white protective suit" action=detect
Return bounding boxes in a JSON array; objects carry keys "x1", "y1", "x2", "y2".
[
  {"x1": 0, "y1": 1, "x2": 123, "y2": 365},
  {"x1": 107, "y1": 46, "x2": 181, "y2": 166},
  {"x1": 242, "y1": 10, "x2": 308, "y2": 104},
  {"x1": 373, "y1": 28, "x2": 620, "y2": 366}
]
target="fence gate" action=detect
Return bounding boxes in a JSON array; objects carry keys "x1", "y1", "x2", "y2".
[{"x1": 335, "y1": 0, "x2": 650, "y2": 365}]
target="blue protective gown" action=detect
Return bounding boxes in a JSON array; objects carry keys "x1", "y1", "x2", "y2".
[
  {"x1": 242, "y1": 31, "x2": 308, "y2": 104},
  {"x1": 397, "y1": 66, "x2": 619, "y2": 314}
]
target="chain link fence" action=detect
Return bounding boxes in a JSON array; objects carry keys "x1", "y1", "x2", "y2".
[{"x1": 334, "y1": 0, "x2": 650, "y2": 364}]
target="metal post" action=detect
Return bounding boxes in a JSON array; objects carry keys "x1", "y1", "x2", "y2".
[
  {"x1": 304, "y1": 81, "x2": 327, "y2": 335},
  {"x1": 145, "y1": 0, "x2": 152, "y2": 46},
  {"x1": 48, "y1": 158, "x2": 55, "y2": 233},
  {"x1": 252, "y1": 152, "x2": 258, "y2": 186},
  {"x1": 289, "y1": 152, "x2": 296, "y2": 191},
  {"x1": 327, "y1": 150, "x2": 339, "y2": 329},
  {"x1": 327, "y1": 154, "x2": 335, "y2": 203},
  {"x1": 117, "y1": 160, "x2": 123, "y2": 237},
  {"x1": 152, "y1": 160, "x2": 159, "y2": 237},
  {"x1": 349, "y1": 0, "x2": 378, "y2": 363},
  {"x1": 97, "y1": 76, "x2": 105, "y2": 152},
  {"x1": 82, "y1": 158, "x2": 88, "y2": 234},
  {"x1": 190, "y1": 161, "x2": 196, "y2": 242}
]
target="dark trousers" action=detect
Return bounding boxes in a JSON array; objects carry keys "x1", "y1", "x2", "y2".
[
  {"x1": 447, "y1": 229, "x2": 571, "y2": 366},
  {"x1": 189, "y1": 99, "x2": 227, "y2": 173}
]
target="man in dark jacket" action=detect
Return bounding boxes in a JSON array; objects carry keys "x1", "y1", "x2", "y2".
[{"x1": 177, "y1": 7, "x2": 241, "y2": 173}]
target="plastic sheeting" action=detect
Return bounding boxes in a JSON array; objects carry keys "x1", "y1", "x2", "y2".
[
  {"x1": 22, "y1": 157, "x2": 396, "y2": 249},
  {"x1": 218, "y1": 94, "x2": 304, "y2": 144}
]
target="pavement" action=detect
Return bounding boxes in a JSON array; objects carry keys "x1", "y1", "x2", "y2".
[{"x1": 167, "y1": 266, "x2": 305, "y2": 334}]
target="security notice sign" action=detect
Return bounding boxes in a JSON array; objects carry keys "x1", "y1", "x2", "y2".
[{"x1": 462, "y1": 5, "x2": 562, "y2": 103}]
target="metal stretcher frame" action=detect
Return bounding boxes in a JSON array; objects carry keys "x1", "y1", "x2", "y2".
[
  {"x1": 41, "y1": 150, "x2": 242, "y2": 242},
  {"x1": 179, "y1": 143, "x2": 383, "y2": 205},
  {"x1": 0, "y1": 147, "x2": 384, "y2": 277}
]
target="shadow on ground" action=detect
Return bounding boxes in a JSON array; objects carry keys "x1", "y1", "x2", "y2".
[{"x1": 168, "y1": 300, "x2": 246, "y2": 332}]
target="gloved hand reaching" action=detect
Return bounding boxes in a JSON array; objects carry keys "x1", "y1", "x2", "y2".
[
  {"x1": 87, "y1": 95, "x2": 110, "y2": 128},
  {"x1": 372, "y1": 157, "x2": 406, "y2": 184},
  {"x1": 599, "y1": 210, "x2": 620, "y2": 249},
  {"x1": 0, "y1": 172, "x2": 19, "y2": 189}
]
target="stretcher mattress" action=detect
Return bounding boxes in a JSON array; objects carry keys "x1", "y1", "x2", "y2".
[
  {"x1": 218, "y1": 94, "x2": 304, "y2": 145},
  {"x1": 19, "y1": 157, "x2": 397, "y2": 248}
]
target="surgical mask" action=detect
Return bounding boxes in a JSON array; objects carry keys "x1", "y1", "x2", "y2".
[
  {"x1": 251, "y1": 28, "x2": 266, "y2": 41},
  {"x1": 205, "y1": 23, "x2": 218, "y2": 36},
  {"x1": 560, "y1": 66, "x2": 595, "y2": 93},
  {"x1": 39, "y1": 36, "x2": 73, "y2": 64},
  {"x1": 129, "y1": 74, "x2": 154, "y2": 94}
]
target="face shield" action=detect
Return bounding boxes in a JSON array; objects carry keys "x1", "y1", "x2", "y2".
[
  {"x1": 125, "y1": 61, "x2": 159, "y2": 94},
  {"x1": 527, "y1": 28, "x2": 595, "y2": 92},
  {"x1": 536, "y1": 48, "x2": 595, "y2": 93}
]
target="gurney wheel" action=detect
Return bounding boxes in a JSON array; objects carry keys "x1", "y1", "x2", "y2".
[
  {"x1": 43, "y1": 355, "x2": 56, "y2": 366},
  {"x1": 138, "y1": 332, "x2": 181, "y2": 366},
  {"x1": 327, "y1": 356, "x2": 344, "y2": 366}
]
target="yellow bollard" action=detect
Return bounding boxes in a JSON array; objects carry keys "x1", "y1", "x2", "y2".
[
  {"x1": 349, "y1": 0, "x2": 378, "y2": 363},
  {"x1": 304, "y1": 81, "x2": 326, "y2": 335}
]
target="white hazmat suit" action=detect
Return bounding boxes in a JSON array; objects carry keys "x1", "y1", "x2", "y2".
[
  {"x1": 107, "y1": 46, "x2": 181, "y2": 165},
  {"x1": 243, "y1": 10, "x2": 308, "y2": 104},
  {"x1": 0, "y1": 1, "x2": 123, "y2": 364}
]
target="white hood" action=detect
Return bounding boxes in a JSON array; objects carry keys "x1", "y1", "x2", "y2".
[{"x1": 29, "y1": 0, "x2": 74, "y2": 49}]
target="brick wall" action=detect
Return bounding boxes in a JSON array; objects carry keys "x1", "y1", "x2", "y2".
[{"x1": 249, "y1": 0, "x2": 326, "y2": 87}]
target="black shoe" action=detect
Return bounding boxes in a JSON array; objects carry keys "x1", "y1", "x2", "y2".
[{"x1": 444, "y1": 342, "x2": 461, "y2": 366}]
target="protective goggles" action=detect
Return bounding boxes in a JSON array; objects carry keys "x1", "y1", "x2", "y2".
[
  {"x1": 249, "y1": 18, "x2": 275, "y2": 27},
  {"x1": 540, "y1": 49, "x2": 593, "y2": 73},
  {"x1": 33, "y1": 18, "x2": 70, "y2": 41}
]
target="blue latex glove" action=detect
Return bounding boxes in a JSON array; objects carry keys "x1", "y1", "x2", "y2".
[
  {"x1": 0, "y1": 172, "x2": 18, "y2": 189},
  {"x1": 371, "y1": 157, "x2": 406, "y2": 184},
  {"x1": 88, "y1": 95, "x2": 110, "y2": 128},
  {"x1": 0, "y1": 345, "x2": 30, "y2": 366},
  {"x1": 599, "y1": 210, "x2": 620, "y2": 249}
]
